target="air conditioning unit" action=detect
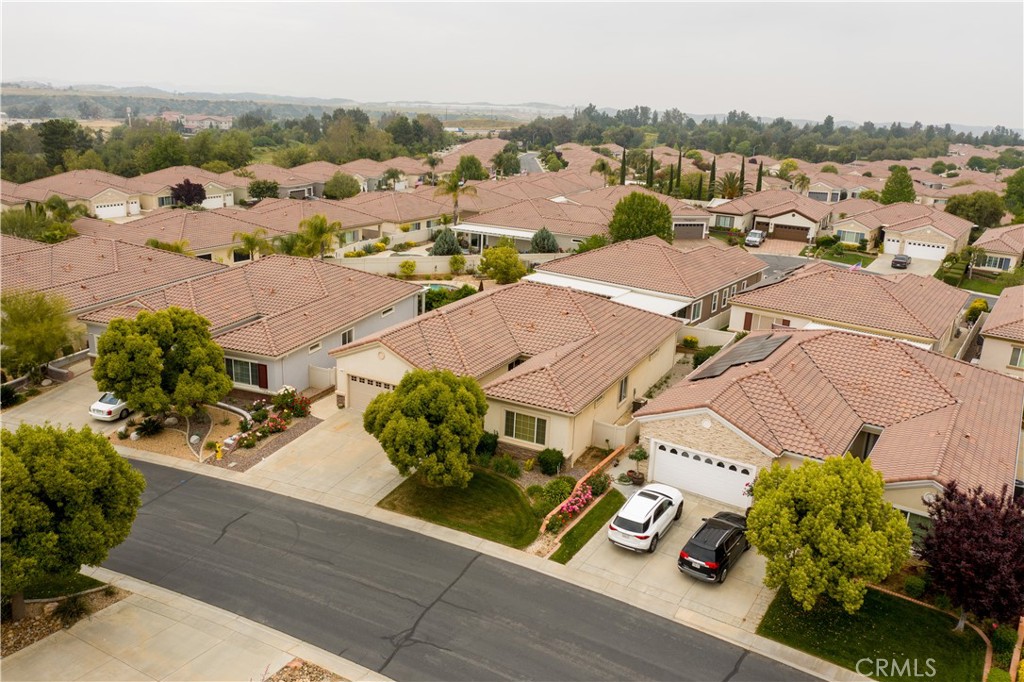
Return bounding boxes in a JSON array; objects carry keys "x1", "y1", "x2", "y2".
[{"x1": 632, "y1": 398, "x2": 648, "y2": 413}]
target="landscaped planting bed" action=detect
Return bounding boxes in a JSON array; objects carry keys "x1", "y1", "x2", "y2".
[{"x1": 550, "y1": 489, "x2": 626, "y2": 564}]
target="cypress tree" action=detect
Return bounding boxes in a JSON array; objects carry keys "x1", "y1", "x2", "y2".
[
  {"x1": 646, "y1": 150, "x2": 654, "y2": 187},
  {"x1": 756, "y1": 162, "x2": 764, "y2": 192},
  {"x1": 676, "y1": 149, "x2": 683, "y2": 187},
  {"x1": 620, "y1": 148, "x2": 627, "y2": 185},
  {"x1": 696, "y1": 175, "x2": 704, "y2": 201},
  {"x1": 739, "y1": 156, "x2": 746, "y2": 196},
  {"x1": 708, "y1": 158, "x2": 717, "y2": 199},
  {"x1": 667, "y1": 165, "x2": 675, "y2": 195}
]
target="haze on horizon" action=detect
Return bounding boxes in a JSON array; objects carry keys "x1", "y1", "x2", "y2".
[{"x1": 2, "y1": 1, "x2": 1021, "y2": 129}]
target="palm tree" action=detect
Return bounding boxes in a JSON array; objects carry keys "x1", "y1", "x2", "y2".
[
  {"x1": 382, "y1": 168, "x2": 403, "y2": 191},
  {"x1": 271, "y1": 232, "x2": 304, "y2": 256},
  {"x1": 297, "y1": 213, "x2": 344, "y2": 259},
  {"x1": 715, "y1": 172, "x2": 750, "y2": 200},
  {"x1": 145, "y1": 238, "x2": 193, "y2": 255},
  {"x1": 232, "y1": 228, "x2": 274, "y2": 261},
  {"x1": 590, "y1": 158, "x2": 614, "y2": 186},
  {"x1": 792, "y1": 173, "x2": 811, "y2": 193},
  {"x1": 424, "y1": 155, "x2": 442, "y2": 185},
  {"x1": 433, "y1": 171, "x2": 477, "y2": 226},
  {"x1": 43, "y1": 196, "x2": 90, "y2": 222}
]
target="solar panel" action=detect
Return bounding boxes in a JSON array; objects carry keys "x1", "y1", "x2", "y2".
[{"x1": 690, "y1": 333, "x2": 792, "y2": 380}]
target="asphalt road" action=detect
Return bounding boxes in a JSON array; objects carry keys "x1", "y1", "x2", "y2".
[
  {"x1": 751, "y1": 254, "x2": 809, "y2": 284},
  {"x1": 520, "y1": 152, "x2": 543, "y2": 174},
  {"x1": 106, "y1": 461, "x2": 816, "y2": 681}
]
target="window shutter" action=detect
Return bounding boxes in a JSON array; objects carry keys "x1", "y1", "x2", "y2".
[
  {"x1": 257, "y1": 364, "x2": 269, "y2": 389},
  {"x1": 743, "y1": 312, "x2": 753, "y2": 331}
]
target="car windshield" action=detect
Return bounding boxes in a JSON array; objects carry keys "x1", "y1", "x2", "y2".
[
  {"x1": 98, "y1": 393, "x2": 120, "y2": 405},
  {"x1": 683, "y1": 542, "x2": 717, "y2": 563},
  {"x1": 612, "y1": 515, "x2": 649, "y2": 534}
]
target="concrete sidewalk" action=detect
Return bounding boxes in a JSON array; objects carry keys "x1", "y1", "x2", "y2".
[{"x1": 1, "y1": 568, "x2": 390, "y2": 682}]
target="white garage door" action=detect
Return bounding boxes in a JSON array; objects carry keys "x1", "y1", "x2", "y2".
[
  {"x1": 128, "y1": 200, "x2": 140, "y2": 215},
  {"x1": 347, "y1": 374, "x2": 394, "y2": 411},
  {"x1": 649, "y1": 440, "x2": 756, "y2": 508},
  {"x1": 903, "y1": 240, "x2": 947, "y2": 261},
  {"x1": 95, "y1": 202, "x2": 126, "y2": 219},
  {"x1": 202, "y1": 194, "x2": 225, "y2": 209},
  {"x1": 223, "y1": 193, "x2": 234, "y2": 207},
  {"x1": 884, "y1": 237, "x2": 901, "y2": 254}
]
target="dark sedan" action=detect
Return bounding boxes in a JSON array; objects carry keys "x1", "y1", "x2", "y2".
[{"x1": 891, "y1": 254, "x2": 912, "y2": 269}]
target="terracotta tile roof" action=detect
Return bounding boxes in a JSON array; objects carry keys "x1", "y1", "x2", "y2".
[
  {"x1": 730, "y1": 262, "x2": 968, "y2": 341},
  {"x1": 1, "y1": 234, "x2": 225, "y2": 314},
  {"x1": 337, "y1": 159, "x2": 390, "y2": 178},
  {"x1": 567, "y1": 186, "x2": 711, "y2": 217},
  {"x1": 710, "y1": 189, "x2": 831, "y2": 221},
  {"x1": 288, "y1": 161, "x2": 345, "y2": 183},
  {"x1": 333, "y1": 281, "x2": 681, "y2": 414},
  {"x1": 414, "y1": 182, "x2": 522, "y2": 215},
  {"x1": 842, "y1": 202, "x2": 974, "y2": 241},
  {"x1": 126, "y1": 166, "x2": 243, "y2": 193},
  {"x1": 981, "y1": 285, "x2": 1024, "y2": 343},
  {"x1": 538, "y1": 235, "x2": 765, "y2": 298},
  {"x1": 555, "y1": 143, "x2": 622, "y2": 172},
  {"x1": 243, "y1": 198, "x2": 382, "y2": 230},
  {"x1": 224, "y1": 164, "x2": 316, "y2": 187},
  {"x1": 831, "y1": 197, "x2": 882, "y2": 220},
  {"x1": 19, "y1": 169, "x2": 136, "y2": 201},
  {"x1": 437, "y1": 138, "x2": 510, "y2": 173},
  {"x1": 469, "y1": 198, "x2": 611, "y2": 238},
  {"x1": 341, "y1": 192, "x2": 446, "y2": 223},
  {"x1": 381, "y1": 156, "x2": 430, "y2": 176},
  {"x1": 80, "y1": 255, "x2": 422, "y2": 358},
  {"x1": 636, "y1": 329, "x2": 1023, "y2": 493},
  {"x1": 1, "y1": 179, "x2": 53, "y2": 204},
  {"x1": 974, "y1": 224, "x2": 1024, "y2": 256}
]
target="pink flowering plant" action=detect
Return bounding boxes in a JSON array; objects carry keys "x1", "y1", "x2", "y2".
[{"x1": 558, "y1": 484, "x2": 594, "y2": 518}]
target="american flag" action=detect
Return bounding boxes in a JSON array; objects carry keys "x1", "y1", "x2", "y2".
[{"x1": 850, "y1": 261, "x2": 863, "y2": 272}]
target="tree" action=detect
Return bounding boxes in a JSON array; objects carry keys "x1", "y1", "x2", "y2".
[
  {"x1": 608, "y1": 192, "x2": 673, "y2": 244},
  {"x1": 777, "y1": 158, "x2": 799, "y2": 181},
  {"x1": 921, "y1": 483, "x2": 1024, "y2": 629},
  {"x1": 619, "y1": 148, "x2": 627, "y2": 185},
  {"x1": 756, "y1": 161, "x2": 764, "y2": 192},
  {"x1": 145, "y1": 238, "x2": 192, "y2": 255},
  {"x1": 707, "y1": 158, "x2": 717, "y2": 199},
  {"x1": 480, "y1": 244, "x2": 527, "y2": 284},
  {"x1": 455, "y1": 155, "x2": 488, "y2": 181},
  {"x1": 170, "y1": 179, "x2": 206, "y2": 206},
  {"x1": 930, "y1": 161, "x2": 948, "y2": 175},
  {"x1": 792, "y1": 172, "x2": 811, "y2": 193},
  {"x1": 821, "y1": 164, "x2": 839, "y2": 174},
  {"x1": 880, "y1": 166, "x2": 916, "y2": 204},
  {"x1": 0, "y1": 290, "x2": 72, "y2": 379},
  {"x1": 363, "y1": 369, "x2": 487, "y2": 488},
  {"x1": 1, "y1": 423, "x2": 146, "y2": 619},
  {"x1": 430, "y1": 227, "x2": 462, "y2": 256},
  {"x1": 382, "y1": 167, "x2": 403, "y2": 190},
  {"x1": 530, "y1": 227, "x2": 559, "y2": 253},
  {"x1": 433, "y1": 171, "x2": 478, "y2": 225},
  {"x1": 271, "y1": 232, "x2": 304, "y2": 256},
  {"x1": 424, "y1": 155, "x2": 442, "y2": 184},
  {"x1": 247, "y1": 179, "x2": 280, "y2": 200},
  {"x1": 716, "y1": 171, "x2": 748, "y2": 199},
  {"x1": 574, "y1": 234, "x2": 609, "y2": 253},
  {"x1": 944, "y1": 191, "x2": 1006, "y2": 229},
  {"x1": 1004, "y1": 168, "x2": 1024, "y2": 217},
  {"x1": 297, "y1": 213, "x2": 343, "y2": 259},
  {"x1": 646, "y1": 150, "x2": 655, "y2": 187},
  {"x1": 323, "y1": 172, "x2": 361, "y2": 200},
  {"x1": 746, "y1": 455, "x2": 911, "y2": 614},
  {"x1": 233, "y1": 228, "x2": 274, "y2": 260},
  {"x1": 492, "y1": 145, "x2": 521, "y2": 177},
  {"x1": 93, "y1": 307, "x2": 232, "y2": 417},
  {"x1": 859, "y1": 189, "x2": 881, "y2": 202}
]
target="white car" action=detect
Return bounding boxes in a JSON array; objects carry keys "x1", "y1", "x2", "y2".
[
  {"x1": 89, "y1": 393, "x2": 130, "y2": 421},
  {"x1": 745, "y1": 230, "x2": 766, "y2": 247},
  {"x1": 607, "y1": 483, "x2": 685, "y2": 553}
]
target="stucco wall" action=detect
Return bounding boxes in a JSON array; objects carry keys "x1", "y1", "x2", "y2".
[
  {"x1": 979, "y1": 336, "x2": 1024, "y2": 378},
  {"x1": 640, "y1": 411, "x2": 775, "y2": 476}
]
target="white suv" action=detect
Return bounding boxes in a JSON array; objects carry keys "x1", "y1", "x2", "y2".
[
  {"x1": 745, "y1": 230, "x2": 766, "y2": 247},
  {"x1": 607, "y1": 483, "x2": 685, "y2": 553}
]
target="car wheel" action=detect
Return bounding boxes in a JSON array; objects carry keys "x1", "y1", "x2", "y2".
[
  {"x1": 648, "y1": 534, "x2": 659, "y2": 553},
  {"x1": 718, "y1": 567, "x2": 728, "y2": 584},
  {"x1": 119, "y1": 409, "x2": 128, "y2": 420},
  {"x1": 674, "y1": 503, "x2": 683, "y2": 521}
]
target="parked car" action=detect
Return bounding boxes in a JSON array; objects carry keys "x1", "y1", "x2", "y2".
[
  {"x1": 891, "y1": 254, "x2": 912, "y2": 269},
  {"x1": 677, "y1": 511, "x2": 749, "y2": 583},
  {"x1": 607, "y1": 483, "x2": 684, "y2": 553},
  {"x1": 89, "y1": 392, "x2": 130, "y2": 421},
  {"x1": 744, "y1": 230, "x2": 766, "y2": 247}
]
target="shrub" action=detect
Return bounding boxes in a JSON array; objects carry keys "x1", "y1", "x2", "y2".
[
  {"x1": 903, "y1": 575, "x2": 926, "y2": 599},
  {"x1": 135, "y1": 416, "x2": 164, "y2": 437},
  {"x1": 559, "y1": 486, "x2": 594, "y2": 518},
  {"x1": 265, "y1": 415, "x2": 287, "y2": 434},
  {"x1": 255, "y1": 424, "x2": 271, "y2": 439},
  {"x1": 399, "y1": 260, "x2": 417, "y2": 277},
  {"x1": 617, "y1": 472, "x2": 633, "y2": 484},
  {"x1": 524, "y1": 457, "x2": 535, "y2": 472},
  {"x1": 116, "y1": 428, "x2": 130, "y2": 440},
  {"x1": 273, "y1": 388, "x2": 310, "y2": 417},
  {"x1": 54, "y1": 595, "x2": 92, "y2": 627},
  {"x1": 205, "y1": 440, "x2": 218, "y2": 451},
  {"x1": 239, "y1": 433, "x2": 258, "y2": 448},
  {"x1": 343, "y1": 250, "x2": 366, "y2": 258},
  {"x1": 987, "y1": 669, "x2": 1010, "y2": 682},
  {"x1": 681, "y1": 336, "x2": 699, "y2": 350},
  {"x1": 392, "y1": 241, "x2": 410, "y2": 253},
  {"x1": 546, "y1": 513, "x2": 568, "y2": 535},
  {"x1": 828, "y1": 242, "x2": 845, "y2": 256},
  {"x1": 537, "y1": 448, "x2": 565, "y2": 475},
  {"x1": 449, "y1": 253, "x2": 466, "y2": 275},
  {"x1": 526, "y1": 484, "x2": 544, "y2": 498},
  {"x1": 693, "y1": 345, "x2": 722, "y2": 369},
  {"x1": 933, "y1": 593, "x2": 953, "y2": 611},
  {"x1": 532, "y1": 497, "x2": 558, "y2": 519},
  {"x1": 628, "y1": 445, "x2": 648, "y2": 464},
  {"x1": 475, "y1": 431, "x2": 498, "y2": 465},
  {"x1": 586, "y1": 472, "x2": 611, "y2": 496},
  {"x1": 815, "y1": 235, "x2": 838, "y2": 248},
  {"x1": 966, "y1": 298, "x2": 989, "y2": 323},
  {"x1": 238, "y1": 417, "x2": 253, "y2": 432},
  {"x1": 24, "y1": 387, "x2": 40, "y2": 397},
  {"x1": 1, "y1": 383, "x2": 22, "y2": 408},
  {"x1": 992, "y1": 625, "x2": 1017, "y2": 655},
  {"x1": 399, "y1": 223, "x2": 412, "y2": 233},
  {"x1": 491, "y1": 454, "x2": 522, "y2": 479},
  {"x1": 542, "y1": 477, "x2": 576, "y2": 506},
  {"x1": 250, "y1": 407, "x2": 269, "y2": 423}
]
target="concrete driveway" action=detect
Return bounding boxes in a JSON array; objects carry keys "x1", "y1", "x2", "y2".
[
  {"x1": 865, "y1": 255, "x2": 940, "y2": 276},
  {"x1": 752, "y1": 239, "x2": 806, "y2": 256},
  {"x1": 0, "y1": 363, "x2": 111, "y2": 432}
]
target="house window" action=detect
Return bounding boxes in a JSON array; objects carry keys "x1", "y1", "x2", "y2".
[
  {"x1": 711, "y1": 292, "x2": 719, "y2": 313},
  {"x1": 381, "y1": 307, "x2": 394, "y2": 318},
  {"x1": 340, "y1": 328, "x2": 354, "y2": 346},
  {"x1": 983, "y1": 255, "x2": 1012, "y2": 271},
  {"x1": 730, "y1": 284, "x2": 737, "y2": 296},
  {"x1": 689, "y1": 300, "x2": 703, "y2": 321},
  {"x1": 507, "y1": 356, "x2": 526, "y2": 371},
  {"x1": 900, "y1": 509, "x2": 933, "y2": 552},
  {"x1": 308, "y1": 342, "x2": 322, "y2": 354},
  {"x1": 808, "y1": 191, "x2": 829, "y2": 201},
  {"x1": 504, "y1": 410, "x2": 546, "y2": 445},
  {"x1": 836, "y1": 229, "x2": 863, "y2": 244},
  {"x1": 715, "y1": 216, "x2": 734, "y2": 229},
  {"x1": 233, "y1": 250, "x2": 251, "y2": 263},
  {"x1": 721, "y1": 288, "x2": 729, "y2": 306},
  {"x1": 740, "y1": 281, "x2": 747, "y2": 291},
  {"x1": 1010, "y1": 347, "x2": 1024, "y2": 368},
  {"x1": 158, "y1": 196, "x2": 175, "y2": 207},
  {"x1": 197, "y1": 254, "x2": 213, "y2": 260},
  {"x1": 618, "y1": 377, "x2": 629, "y2": 403},
  {"x1": 226, "y1": 358, "x2": 260, "y2": 387}
]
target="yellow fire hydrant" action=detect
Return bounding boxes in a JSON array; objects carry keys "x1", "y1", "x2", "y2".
[{"x1": 215, "y1": 442, "x2": 223, "y2": 461}]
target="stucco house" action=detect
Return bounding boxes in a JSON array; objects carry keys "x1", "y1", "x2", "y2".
[
  {"x1": 17, "y1": 169, "x2": 142, "y2": 219},
  {"x1": 242, "y1": 198, "x2": 382, "y2": 253},
  {"x1": 223, "y1": 165, "x2": 318, "y2": 200},
  {"x1": 707, "y1": 190, "x2": 832, "y2": 242},
  {"x1": 727, "y1": 262, "x2": 969, "y2": 351},
  {"x1": 979, "y1": 285, "x2": 1024, "y2": 379},
  {"x1": 329, "y1": 281, "x2": 682, "y2": 462},
  {"x1": 126, "y1": 166, "x2": 245, "y2": 210},
  {"x1": 80, "y1": 255, "x2": 423, "y2": 395},
  {"x1": 634, "y1": 329, "x2": 1024, "y2": 525},
  {"x1": 973, "y1": 224, "x2": 1024, "y2": 274},
  {"x1": 829, "y1": 202, "x2": 973, "y2": 260},
  {"x1": 526, "y1": 235, "x2": 766, "y2": 325}
]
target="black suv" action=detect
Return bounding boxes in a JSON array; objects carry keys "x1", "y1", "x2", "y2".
[{"x1": 677, "y1": 512, "x2": 749, "y2": 583}]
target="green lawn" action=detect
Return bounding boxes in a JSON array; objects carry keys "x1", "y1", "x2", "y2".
[
  {"x1": 24, "y1": 573, "x2": 104, "y2": 599},
  {"x1": 757, "y1": 588, "x2": 986, "y2": 682},
  {"x1": 820, "y1": 251, "x2": 876, "y2": 267},
  {"x1": 378, "y1": 468, "x2": 540, "y2": 548},
  {"x1": 550, "y1": 489, "x2": 626, "y2": 564},
  {"x1": 959, "y1": 277, "x2": 1006, "y2": 295}
]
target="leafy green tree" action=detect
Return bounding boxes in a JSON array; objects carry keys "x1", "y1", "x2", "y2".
[
  {"x1": 944, "y1": 191, "x2": 1005, "y2": 229},
  {"x1": 545, "y1": 153, "x2": 564, "y2": 171},
  {"x1": 716, "y1": 171, "x2": 749, "y2": 199},
  {"x1": 792, "y1": 172, "x2": 811, "y2": 193},
  {"x1": 271, "y1": 232, "x2": 304, "y2": 256},
  {"x1": 707, "y1": 158, "x2": 717, "y2": 199},
  {"x1": 930, "y1": 161, "x2": 948, "y2": 175},
  {"x1": 746, "y1": 455, "x2": 911, "y2": 614},
  {"x1": 646, "y1": 150, "x2": 655, "y2": 187},
  {"x1": 363, "y1": 369, "x2": 487, "y2": 488},
  {"x1": 492, "y1": 145, "x2": 521, "y2": 177},
  {"x1": 820, "y1": 164, "x2": 838, "y2": 174},
  {"x1": 480, "y1": 244, "x2": 527, "y2": 284},
  {"x1": 1005, "y1": 168, "x2": 1024, "y2": 218},
  {"x1": 93, "y1": 307, "x2": 232, "y2": 417},
  {"x1": 200, "y1": 160, "x2": 232, "y2": 174},
  {"x1": 1, "y1": 152, "x2": 51, "y2": 183},
  {"x1": 424, "y1": 284, "x2": 477, "y2": 311},
  {"x1": 382, "y1": 167, "x2": 403, "y2": 190},
  {"x1": 756, "y1": 162, "x2": 764, "y2": 192},
  {"x1": 297, "y1": 213, "x2": 343, "y2": 259},
  {"x1": 247, "y1": 179, "x2": 280, "y2": 200},
  {"x1": 574, "y1": 234, "x2": 609, "y2": 253},
  {"x1": 429, "y1": 227, "x2": 461, "y2": 256},
  {"x1": 859, "y1": 189, "x2": 881, "y2": 202},
  {"x1": 61, "y1": 149, "x2": 106, "y2": 172},
  {"x1": 608, "y1": 192, "x2": 673, "y2": 243},
  {"x1": 170, "y1": 179, "x2": 206, "y2": 206},
  {"x1": 232, "y1": 228, "x2": 274, "y2": 260},
  {"x1": 777, "y1": 158, "x2": 799, "y2": 181},
  {"x1": 145, "y1": 238, "x2": 192, "y2": 255},
  {"x1": 590, "y1": 158, "x2": 614, "y2": 185},
  {"x1": 1, "y1": 423, "x2": 146, "y2": 619},
  {"x1": 272, "y1": 145, "x2": 313, "y2": 169},
  {"x1": 0, "y1": 290, "x2": 73, "y2": 379},
  {"x1": 424, "y1": 154, "x2": 442, "y2": 184},
  {"x1": 619, "y1": 148, "x2": 627, "y2": 185},
  {"x1": 323, "y1": 172, "x2": 361, "y2": 200},
  {"x1": 37, "y1": 119, "x2": 90, "y2": 169},
  {"x1": 139, "y1": 132, "x2": 189, "y2": 173},
  {"x1": 530, "y1": 227, "x2": 559, "y2": 253},
  {"x1": 434, "y1": 171, "x2": 478, "y2": 225},
  {"x1": 880, "y1": 166, "x2": 916, "y2": 204},
  {"x1": 455, "y1": 155, "x2": 488, "y2": 181}
]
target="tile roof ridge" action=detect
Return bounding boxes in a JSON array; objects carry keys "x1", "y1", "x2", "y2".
[
  {"x1": 746, "y1": 367, "x2": 831, "y2": 456},
  {"x1": 875, "y1": 275, "x2": 942, "y2": 336},
  {"x1": 921, "y1": 402, "x2": 961, "y2": 481},
  {"x1": 438, "y1": 308, "x2": 472, "y2": 375},
  {"x1": 653, "y1": 239, "x2": 691, "y2": 291},
  {"x1": 488, "y1": 357, "x2": 576, "y2": 413},
  {"x1": 540, "y1": 364, "x2": 575, "y2": 413},
  {"x1": 563, "y1": 287, "x2": 599, "y2": 335}
]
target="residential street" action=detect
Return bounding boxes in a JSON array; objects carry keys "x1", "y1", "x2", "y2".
[
  {"x1": 519, "y1": 151, "x2": 543, "y2": 174},
  {"x1": 106, "y1": 460, "x2": 815, "y2": 682}
]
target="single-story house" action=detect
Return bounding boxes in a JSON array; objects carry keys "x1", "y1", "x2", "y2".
[
  {"x1": 973, "y1": 224, "x2": 1024, "y2": 273},
  {"x1": 126, "y1": 166, "x2": 246, "y2": 210},
  {"x1": 329, "y1": 281, "x2": 682, "y2": 462},
  {"x1": 727, "y1": 262, "x2": 969, "y2": 351},
  {"x1": 80, "y1": 255, "x2": 423, "y2": 395},
  {"x1": 707, "y1": 190, "x2": 832, "y2": 242},
  {"x1": 341, "y1": 191, "x2": 448, "y2": 236},
  {"x1": 381, "y1": 156, "x2": 431, "y2": 185},
  {"x1": 242, "y1": 198, "x2": 382, "y2": 252},
  {"x1": 337, "y1": 159, "x2": 391, "y2": 192},
  {"x1": 829, "y1": 197, "x2": 881, "y2": 224},
  {"x1": 634, "y1": 329, "x2": 1024, "y2": 522},
  {"x1": 979, "y1": 285, "x2": 1024, "y2": 379},
  {"x1": 17, "y1": 169, "x2": 143, "y2": 219},
  {"x1": 459, "y1": 198, "x2": 613, "y2": 252},
  {"x1": 2, "y1": 179, "x2": 65, "y2": 212},
  {"x1": 526, "y1": 235, "x2": 766, "y2": 325},
  {"x1": 288, "y1": 161, "x2": 346, "y2": 196},
  {"x1": 223, "y1": 165, "x2": 318, "y2": 200},
  {"x1": 828, "y1": 202, "x2": 973, "y2": 260},
  {"x1": 567, "y1": 186, "x2": 712, "y2": 240},
  {"x1": 436, "y1": 138, "x2": 511, "y2": 175},
  {"x1": 801, "y1": 173, "x2": 885, "y2": 203}
]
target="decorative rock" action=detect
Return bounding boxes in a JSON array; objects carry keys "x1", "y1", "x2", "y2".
[
  {"x1": 130, "y1": 431, "x2": 141, "y2": 441},
  {"x1": 43, "y1": 602, "x2": 58, "y2": 615},
  {"x1": 40, "y1": 378, "x2": 53, "y2": 387},
  {"x1": 189, "y1": 435, "x2": 200, "y2": 445},
  {"x1": 164, "y1": 417, "x2": 178, "y2": 427}
]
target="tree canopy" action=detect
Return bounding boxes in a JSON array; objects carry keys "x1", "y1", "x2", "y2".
[
  {"x1": 529, "y1": 227, "x2": 559, "y2": 253},
  {"x1": 429, "y1": 226, "x2": 461, "y2": 256},
  {"x1": 0, "y1": 289, "x2": 73, "y2": 379},
  {"x1": 170, "y1": 179, "x2": 207, "y2": 206},
  {"x1": 455, "y1": 155, "x2": 488, "y2": 181},
  {"x1": 297, "y1": 213, "x2": 343, "y2": 259},
  {"x1": 746, "y1": 455, "x2": 912, "y2": 614},
  {"x1": 608, "y1": 192, "x2": 673, "y2": 243},
  {"x1": 880, "y1": 166, "x2": 916, "y2": 204},
  {"x1": 480, "y1": 243, "x2": 527, "y2": 284},
  {"x1": 1005, "y1": 168, "x2": 1024, "y2": 219},
  {"x1": 574, "y1": 234, "x2": 609, "y2": 253},
  {"x1": 323, "y1": 172, "x2": 361, "y2": 200},
  {"x1": 247, "y1": 179, "x2": 279, "y2": 200},
  {"x1": 363, "y1": 369, "x2": 488, "y2": 488},
  {"x1": 944, "y1": 191, "x2": 1006, "y2": 230}
]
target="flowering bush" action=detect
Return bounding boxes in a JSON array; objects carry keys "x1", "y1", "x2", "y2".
[
  {"x1": 265, "y1": 415, "x2": 287, "y2": 434},
  {"x1": 559, "y1": 485, "x2": 594, "y2": 518},
  {"x1": 546, "y1": 513, "x2": 568, "y2": 535},
  {"x1": 250, "y1": 407, "x2": 269, "y2": 423},
  {"x1": 272, "y1": 388, "x2": 311, "y2": 417},
  {"x1": 238, "y1": 433, "x2": 258, "y2": 449},
  {"x1": 585, "y1": 472, "x2": 611, "y2": 496},
  {"x1": 255, "y1": 425, "x2": 271, "y2": 439}
]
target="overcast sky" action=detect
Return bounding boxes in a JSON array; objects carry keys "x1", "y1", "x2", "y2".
[{"x1": 2, "y1": 2, "x2": 1021, "y2": 128}]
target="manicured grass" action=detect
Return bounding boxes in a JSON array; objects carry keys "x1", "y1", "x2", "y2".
[
  {"x1": 378, "y1": 468, "x2": 540, "y2": 549},
  {"x1": 757, "y1": 588, "x2": 986, "y2": 682},
  {"x1": 820, "y1": 251, "x2": 876, "y2": 267},
  {"x1": 960, "y1": 276, "x2": 1006, "y2": 295},
  {"x1": 24, "y1": 573, "x2": 104, "y2": 599},
  {"x1": 550, "y1": 489, "x2": 626, "y2": 564}
]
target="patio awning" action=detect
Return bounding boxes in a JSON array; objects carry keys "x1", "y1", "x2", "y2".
[
  {"x1": 610, "y1": 291, "x2": 687, "y2": 316},
  {"x1": 456, "y1": 223, "x2": 536, "y2": 240},
  {"x1": 802, "y1": 322, "x2": 933, "y2": 350},
  {"x1": 522, "y1": 272, "x2": 630, "y2": 298}
]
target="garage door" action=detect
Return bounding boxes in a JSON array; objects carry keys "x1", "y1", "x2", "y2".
[
  {"x1": 674, "y1": 223, "x2": 705, "y2": 240},
  {"x1": 649, "y1": 440, "x2": 756, "y2": 508},
  {"x1": 904, "y1": 240, "x2": 947, "y2": 261},
  {"x1": 202, "y1": 194, "x2": 225, "y2": 209},
  {"x1": 128, "y1": 200, "x2": 140, "y2": 215},
  {"x1": 885, "y1": 237, "x2": 902, "y2": 254},
  {"x1": 95, "y1": 202, "x2": 126, "y2": 219},
  {"x1": 347, "y1": 374, "x2": 394, "y2": 411},
  {"x1": 771, "y1": 225, "x2": 809, "y2": 242}
]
